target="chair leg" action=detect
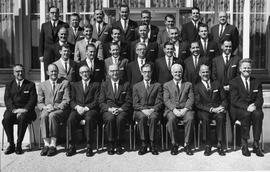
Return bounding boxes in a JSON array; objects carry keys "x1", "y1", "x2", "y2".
[
  {"x1": 166, "y1": 127, "x2": 168, "y2": 150},
  {"x1": 233, "y1": 124, "x2": 236, "y2": 151},
  {"x1": 28, "y1": 124, "x2": 32, "y2": 150},
  {"x1": 198, "y1": 122, "x2": 201, "y2": 149},
  {"x1": 129, "y1": 125, "x2": 132, "y2": 151},
  {"x1": 102, "y1": 124, "x2": 105, "y2": 150},
  {"x1": 2, "y1": 126, "x2": 5, "y2": 151},
  {"x1": 66, "y1": 124, "x2": 69, "y2": 150},
  {"x1": 161, "y1": 124, "x2": 164, "y2": 150},
  {"x1": 133, "y1": 124, "x2": 136, "y2": 150},
  {"x1": 96, "y1": 124, "x2": 99, "y2": 151}
]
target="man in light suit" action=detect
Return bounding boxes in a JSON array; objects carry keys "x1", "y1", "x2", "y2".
[
  {"x1": 133, "y1": 63, "x2": 163, "y2": 155},
  {"x1": 2, "y1": 64, "x2": 37, "y2": 155},
  {"x1": 157, "y1": 14, "x2": 175, "y2": 45},
  {"x1": 105, "y1": 43, "x2": 129, "y2": 81},
  {"x1": 163, "y1": 64, "x2": 195, "y2": 155},
  {"x1": 230, "y1": 58, "x2": 264, "y2": 157},
  {"x1": 66, "y1": 65, "x2": 100, "y2": 157},
  {"x1": 130, "y1": 24, "x2": 159, "y2": 62},
  {"x1": 181, "y1": 7, "x2": 204, "y2": 43},
  {"x1": 99, "y1": 64, "x2": 132, "y2": 155},
  {"x1": 67, "y1": 13, "x2": 84, "y2": 48},
  {"x1": 54, "y1": 44, "x2": 77, "y2": 82},
  {"x1": 210, "y1": 11, "x2": 239, "y2": 54},
  {"x1": 194, "y1": 64, "x2": 227, "y2": 156},
  {"x1": 37, "y1": 64, "x2": 70, "y2": 156},
  {"x1": 74, "y1": 24, "x2": 103, "y2": 62},
  {"x1": 78, "y1": 43, "x2": 105, "y2": 82},
  {"x1": 111, "y1": 4, "x2": 138, "y2": 42},
  {"x1": 92, "y1": 9, "x2": 111, "y2": 43},
  {"x1": 39, "y1": 6, "x2": 69, "y2": 77}
]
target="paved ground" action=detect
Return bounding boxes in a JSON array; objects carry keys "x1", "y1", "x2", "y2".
[{"x1": 1, "y1": 144, "x2": 270, "y2": 172}]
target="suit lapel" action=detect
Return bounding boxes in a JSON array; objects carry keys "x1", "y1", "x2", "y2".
[{"x1": 115, "y1": 81, "x2": 123, "y2": 99}]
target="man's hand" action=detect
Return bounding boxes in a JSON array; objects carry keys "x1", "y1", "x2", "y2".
[
  {"x1": 142, "y1": 109, "x2": 154, "y2": 117},
  {"x1": 173, "y1": 108, "x2": 181, "y2": 117},
  {"x1": 178, "y1": 108, "x2": 188, "y2": 117},
  {"x1": 223, "y1": 85, "x2": 230, "y2": 91},
  {"x1": 247, "y1": 103, "x2": 256, "y2": 112},
  {"x1": 216, "y1": 106, "x2": 226, "y2": 113},
  {"x1": 76, "y1": 105, "x2": 85, "y2": 115},
  {"x1": 44, "y1": 104, "x2": 55, "y2": 112}
]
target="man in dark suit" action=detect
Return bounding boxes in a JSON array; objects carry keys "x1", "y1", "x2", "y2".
[
  {"x1": 111, "y1": 4, "x2": 138, "y2": 42},
  {"x1": 130, "y1": 24, "x2": 159, "y2": 62},
  {"x1": 163, "y1": 64, "x2": 195, "y2": 155},
  {"x1": 133, "y1": 63, "x2": 163, "y2": 155},
  {"x1": 103, "y1": 26, "x2": 130, "y2": 60},
  {"x1": 198, "y1": 24, "x2": 220, "y2": 61},
  {"x1": 78, "y1": 43, "x2": 105, "y2": 82},
  {"x1": 127, "y1": 42, "x2": 153, "y2": 86},
  {"x1": 99, "y1": 64, "x2": 132, "y2": 155},
  {"x1": 194, "y1": 64, "x2": 227, "y2": 156},
  {"x1": 155, "y1": 42, "x2": 182, "y2": 84},
  {"x1": 39, "y1": 6, "x2": 69, "y2": 77},
  {"x1": 184, "y1": 41, "x2": 209, "y2": 84},
  {"x1": 2, "y1": 64, "x2": 37, "y2": 155},
  {"x1": 67, "y1": 13, "x2": 84, "y2": 49},
  {"x1": 66, "y1": 65, "x2": 100, "y2": 157},
  {"x1": 230, "y1": 58, "x2": 264, "y2": 157},
  {"x1": 54, "y1": 44, "x2": 77, "y2": 82},
  {"x1": 210, "y1": 11, "x2": 239, "y2": 54},
  {"x1": 212, "y1": 39, "x2": 241, "y2": 93},
  {"x1": 157, "y1": 14, "x2": 175, "y2": 45},
  {"x1": 181, "y1": 7, "x2": 204, "y2": 43},
  {"x1": 37, "y1": 64, "x2": 70, "y2": 156},
  {"x1": 92, "y1": 9, "x2": 111, "y2": 43}
]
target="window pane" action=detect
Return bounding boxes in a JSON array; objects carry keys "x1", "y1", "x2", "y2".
[
  {"x1": 31, "y1": 15, "x2": 40, "y2": 69},
  {"x1": 151, "y1": 0, "x2": 185, "y2": 8},
  {"x1": 111, "y1": 0, "x2": 145, "y2": 8},
  {"x1": 67, "y1": 0, "x2": 102, "y2": 12}
]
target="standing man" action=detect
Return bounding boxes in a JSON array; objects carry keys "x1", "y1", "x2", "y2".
[
  {"x1": 99, "y1": 64, "x2": 132, "y2": 155},
  {"x1": 67, "y1": 13, "x2": 84, "y2": 48},
  {"x1": 111, "y1": 4, "x2": 138, "y2": 42},
  {"x1": 181, "y1": 7, "x2": 203, "y2": 43},
  {"x1": 66, "y1": 65, "x2": 100, "y2": 157},
  {"x1": 92, "y1": 9, "x2": 111, "y2": 43},
  {"x1": 210, "y1": 11, "x2": 239, "y2": 54},
  {"x1": 194, "y1": 64, "x2": 227, "y2": 156},
  {"x1": 2, "y1": 64, "x2": 37, "y2": 155},
  {"x1": 230, "y1": 59, "x2": 264, "y2": 157},
  {"x1": 39, "y1": 6, "x2": 69, "y2": 76},
  {"x1": 163, "y1": 64, "x2": 195, "y2": 155},
  {"x1": 157, "y1": 14, "x2": 176, "y2": 46},
  {"x1": 133, "y1": 63, "x2": 163, "y2": 155},
  {"x1": 38, "y1": 64, "x2": 70, "y2": 156}
]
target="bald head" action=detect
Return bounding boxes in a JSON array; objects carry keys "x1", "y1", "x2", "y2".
[{"x1": 219, "y1": 11, "x2": 228, "y2": 25}]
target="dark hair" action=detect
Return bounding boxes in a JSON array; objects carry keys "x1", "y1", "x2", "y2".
[
  {"x1": 198, "y1": 23, "x2": 208, "y2": 30},
  {"x1": 165, "y1": 14, "x2": 175, "y2": 21},
  {"x1": 111, "y1": 26, "x2": 122, "y2": 34},
  {"x1": 86, "y1": 43, "x2": 96, "y2": 51},
  {"x1": 109, "y1": 42, "x2": 120, "y2": 50},
  {"x1": 239, "y1": 58, "x2": 253, "y2": 68},
  {"x1": 192, "y1": 6, "x2": 200, "y2": 12},
  {"x1": 141, "y1": 10, "x2": 151, "y2": 17},
  {"x1": 61, "y1": 43, "x2": 70, "y2": 50},
  {"x1": 48, "y1": 6, "x2": 59, "y2": 12},
  {"x1": 141, "y1": 63, "x2": 152, "y2": 71},
  {"x1": 120, "y1": 4, "x2": 129, "y2": 11},
  {"x1": 163, "y1": 41, "x2": 175, "y2": 48},
  {"x1": 70, "y1": 13, "x2": 80, "y2": 20},
  {"x1": 84, "y1": 24, "x2": 93, "y2": 31}
]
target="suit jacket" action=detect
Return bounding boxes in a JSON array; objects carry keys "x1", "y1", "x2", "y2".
[
  {"x1": 39, "y1": 20, "x2": 69, "y2": 57},
  {"x1": 198, "y1": 39, "x2": 220, "y2": 61},
  {"x1": 78, "y1": 58, "x2": 105, "y2": 82},
  {"x1": 67, "y1": 27, "x2": 84, "y2": 47},
  {"x1": 103, "y1": 41, "x2": 130, "y2": 60},
  {"x1": 37, "y1": 78, "x2": 70, "y2": 111},
  {"x1": 155, "y1": 56, "x2": 182, "y2": 84},
  {"x1": 184, "y1": 55, "x2": 209, "y2": 84},
  {"x1": 111, "y1": 19, "x2": 138, "y2": 42},
  {"x1": 159, "y1": 40, "x2": 190, "y2": 61},
  {"x1": 99, "y1": 79, "x2": 132, "y2": 113},
  {"x1": 48, "y1": 42, "x2": 74, "y2": 62},
  {"x1": 54, "y1": 59, "x2": 77, "y2": 82},
  {"x1": 74, "y1": 38, "x2": 103, "y2": 62},
  {"x1": 212, "y1": 55, "x2": 241, "y2": 86},
  {"x1": 105, "y1": 56, "x2": 128, "y2": 81},
  {"x1": 130, "y1": 39, "x2": 159, "y2": 62},
  {"x1": 163, "y1": 80, "x2": 194, "y2": 116},
  {"x1": 4, "y1": 79, "x2": 37, "y2": 121},
  {"x1": 157, "y1": 28, "x2": 169, "y2": 46},
  {"x1": 210, "y1": 24, "x2": 239, "y2": 53},
  {"x1": 92, "y1": 21, "x2": 111, "y2": 43},
  {"x1": 135, "y1": 24, "x2": 159, "y2": 42},
  {"x1": 70, "y1": 80, "x2": 100, "y2": 110},
  {"x1": 133, "y1": 81, "x2": 163, "y2": 112},
  {"x1": 194, "y1": 80, "x2": 227, "y2": 112},
  {"x1": 181, "y1": 21, "x2": 204, "y2": 43},
  {"x1": 230, "y1": 76, "x2": 263, "y2": 110}
]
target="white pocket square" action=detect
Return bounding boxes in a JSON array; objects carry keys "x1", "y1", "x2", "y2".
[
  {"x1": 95, "y1": 69, "x2": 100, "y2": 71},
  {"x1": 226, "y1": 34, "x2": 231, "y2": 36},
  {"x1": 24, "y1": 91, "x2": 29, "y2": 93},
  {"x1": 209, "y1": 49, "x2": 215, "y2": 52},
  {"x1": 253, "y1": 90, "x2": 258, "y2": 92},
  {"x1": 213, "y1": 89, "x2": 218, "y2": 92},
  {"x1": 231, "y1": 65, "x2": 237, "y2": 68},
  {"x1": 120, "y1": 67, "x2": 124, "y2": 70}
]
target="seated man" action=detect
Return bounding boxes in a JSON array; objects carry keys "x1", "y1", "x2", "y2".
[
  {"x1": 133, "y1": 63, "x2": 163, "y2": 155},
  {"x1": 2, "y1": 64, "x2": 37, "y2": 155},
  {"x1": 66, "y1": 65, "x2": 100, "y2": 157},
  {"x1": 230, "y1": 58, "x2": 264, "y2": 157},
  {"x1": 163, "y1": 64, "x2": 195, "y2": 155},
  {"x1": 99, "y1": 64, "x2": 132, "y2": 155},
  {"x1": 37, "y1": 64, "x2": 70, "y2": 156},
  {"x1": 194, "y1": 64, "x2": 227, "y2": 156}
]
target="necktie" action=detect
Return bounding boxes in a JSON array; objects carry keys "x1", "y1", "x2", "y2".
[
  {"x1": 64, "y1": 62, "x2": 68, "y2": 73},
  {"x1": 245, "y1": 78, "x2": 249, "y2": 92},
  {"x1": 203, "y1": 40, "x2": 207, "y2": 53},
  {"x1": 90, "y1": 60, "x2": 94, "y2": 71},
  {"x1": 176, "y1": 82, "x2": 180, "y2": 93},
  {"x1": 168, "y1": 57, "x2": 171, "y2": 70},
  {"x1": 97, "y1": 23, "x2": 101, "y2": 34},
  {"x1": 83, "y1": 82, "x2": 87, "y2": 93},
  {"x1": 114, "y1": 82, "x2": 117, "y2": 95},
  {"x1": 74, "y1": 28, "x2": 77, "y2": 36},
  {"x1": 141, "y1": 59, "x2": 144, "y2": 66},
  {"x1": 219, "y1": 25, "x2": 224, "y2": 37},
  {"x1": 206, "y1": 81, "x2": 210, "y2": 91},
  {"x1": 52, "y1": 81, "x2": 55, "y2": 93},
  {"x1": 225, "y1": 55, "x2": 229, "y2": 65},
  {"x1": 124, "y1": 20, "x2": 127, "y2": 32},
  {"x1": 194, "y1": 56, "x2": 198, "y2": 68},
  {"x1": 17, "y1": 81, "x2": 21, "y2": 90},
  {"x1": 146, "y1": 81, "x2": 150, "y2": 90}
]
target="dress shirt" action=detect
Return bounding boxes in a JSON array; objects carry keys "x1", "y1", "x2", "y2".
[
  {"x1": 201, "y1": 80, "x2": 211, "y2": 90},
  {"x1": 86, "y1": 58, "x2": 94, "y2": 71},
  {"x1": 140, "y1": 38, "x2": 149, "y2": 47},
  {"x1": 240, "y1": 75, "x2": 250, "y2": 91},
  {"x1": 173, "y1": 79, "x2": 182, "y2": 91},
  {"x1": 111, "y1": 79, "x2": 119, "y2": 93},
  {"x1": 193, "y1": 55, "x2": 200, "y2": 68},
  {"x1": 112, "y1": 56, "x2": 120, "y2": 64},
  {"x1": 222, "y1": 53, "x2": 231, "y2": 64},
  {"x1": 147, "y1": 25, "x2": 151, "y2": 39},
  {"x1": 219, "y1": 23, "x2": 227, "y2": 36},
  {"x1": 144, "y1": 79, "x2": 151, "y2": 90},
  {"x1": 166, "y1": 55, "x2": 173, "y2": 69},
  {"x1": 201, "y1": 38, "x2": 208, "y2": 52},
  {"x1": 60, "y1": 58, "x2": 70, "y2": 72},
  {"x1": 51, "y1": 20, "x2": 59, "y2": 28},
  {"x1": 96, "y1": 22, "x2": 103, "y2": 33},
  {"x1": 16, "y1": 79, "x2": 24, "y2": 88},
  {"x1": 174, "y1": 41, "x2": 179, "y2": 58},
  {"x1": 137, "y1": 58, "x2": 146, "y2": 71},
  {"x1": 121, "y1": 19, "x2": 129, "y2": 31}
]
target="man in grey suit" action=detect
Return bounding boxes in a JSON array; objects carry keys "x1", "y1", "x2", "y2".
[
  {"x1": 163, "y1": 64, "x2": 195, "y2": 155},
  {"x1": 67, "y1": 13, "x2": 84, "y2": 48},
  {"x1": 37, "y1": 64, "x2": 70, "y2": 156},
  {"x1": 157, "y1": 14, "x2": 175, "y2": 46},
  {"x1": 92, "y1": 9, "x2": 111, "y2": 43}
]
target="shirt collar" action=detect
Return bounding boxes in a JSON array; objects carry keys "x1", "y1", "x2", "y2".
[
  {"x1": 111, "y1": 79, "x2": 119, "y2": 84},
  {"x1": 60, "y1": 58, "x2": 69, "y2": 64},
  {"x1": 241, "y1": 75, "x2": 250, "y2": 82},
  {"x1": 16, "y1": 79, "x2": 24, "y2": 86},
  {"x1": 173, "y1": 79, "x2": 182, "y2": 85},
  {"x1": 222, "y1": 53, "x2": 231, "y2": 58},
  {"x1": 82, "y1": 79, "x2": 90, "y2": 86}
]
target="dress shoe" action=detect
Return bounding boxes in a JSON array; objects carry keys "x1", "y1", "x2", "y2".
[
  {"x1": 241, "y1": 145, "x2": 251, "y2": 157},
  {"x1": 40, "y1": 146, "x2": 49, "y2": 156},
  {"x1": 47, "y1": 146, "x2": 57, "y2": 156},
  {"x1": 138, "y1": 146, "x2": 148, "y2": 155},
  {"x1": 184, "y1": 144, "x2": 193, "y2": 156},
  {"x1": 107, "y1": 147, "x2": 115, "y2": 155},
  {"x1": 15, "y1": 146, "x2": 23, "y2": 155},
  {"x1": 66, "y1": 145, "x2": 76, "y2": 157},
  {"x1": 217, "y1": 147, "x2": 226, "y2": 156},
  {"x1": 115, "y1": 146, "x2": 124, "y2": 155},
  {"x1": 170, "y1": 145, "x2": 178, "y2": 155},
  {"x1": 150, "y1": 145, "x2": 158, "y2": 155},
  {"x1": 86, "y1": 147, "x2": 94, "y2": 157},
  {"x1": 204, "y1": 146, "x2": 211, "y2": 156},
  {"x1": 4, "y1": 144, "x2": 15, "y2": 155},
  {"x1": 253, "y1": 146, "x2": 264, "y2": 157}
]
